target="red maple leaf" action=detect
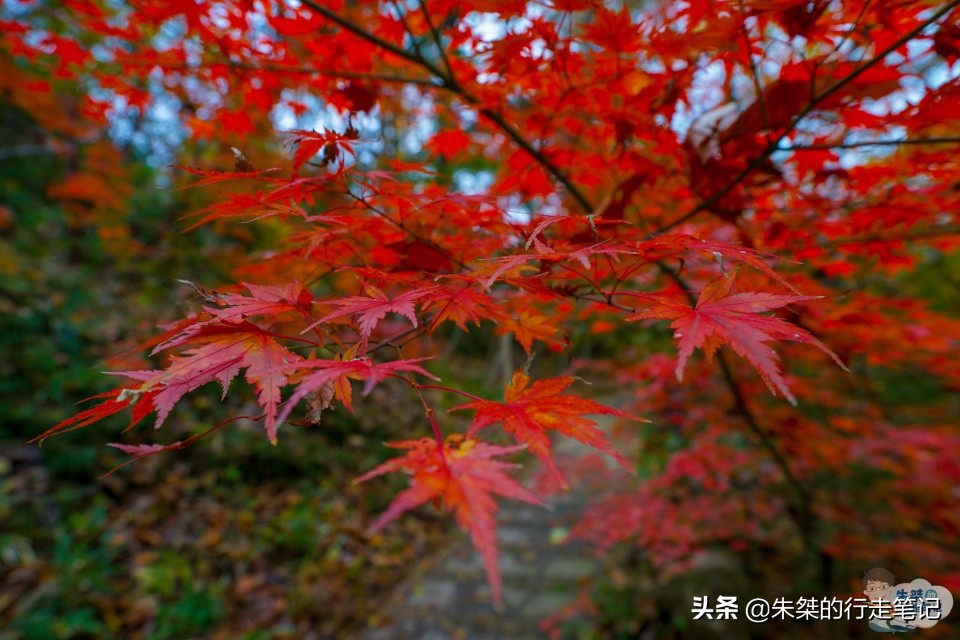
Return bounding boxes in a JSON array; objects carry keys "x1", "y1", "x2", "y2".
[
  {"x1": 305, "y1": 284, "x2": 436, "y2": 344},
  {"x1": 108, "y1": 442, "x2": 174, "y2": 456},
  {"x1": 479, "y1": 239, "x2": 633, "y2": 289},
  {"x1": 203, "y1": 281, "x2": 314, "y2": 323},
  {"x1": 626, "y1": 270, "x2": 847, "y2": 404},
  {"x1": 423, "y1": 282, "x2": 507, "y2": 332},
  {"x1": 182, "y1": 190, "x2": 311, "y2": 230},
  {"x1": 276, "y1": 355, "x2": 438, "y2": 425},
  {"x1": 355, "y1": 435, "x2": 543, "y2": 605},
  {"x1": 115, "y1": 321, "x2": 301, "y2": 443},
  {"x1": 30, "y1": 388, "x2": 158, "y2": 445},
  {"x1": 288, "y1": 129, "x2": 357, "y2": 173},
  {"x1": 452, "y1": 372, "x2": 639, "y2": 488}
]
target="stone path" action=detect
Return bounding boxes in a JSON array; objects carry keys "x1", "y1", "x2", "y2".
[{"x1": 359, "y1": 435, "x2": 614, "y2": 640}]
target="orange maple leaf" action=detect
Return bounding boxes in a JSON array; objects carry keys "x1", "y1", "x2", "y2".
[
  {"x1": 498, "y1": 311, "x2": 564, "y2": 354},
  {"x1": 452, "y1": 372, "x2": 640, "y2": 488},
  {"x1": 355, "y1": 435, "x2": 543, "y2": 605},
  {"x1": 626, "y1": 269, "x2": 847, "y2": 404}
]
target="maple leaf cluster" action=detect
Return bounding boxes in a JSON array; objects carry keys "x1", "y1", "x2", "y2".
[{"x1": 11, "y1": 0, "x2": 960, "y2": 613}]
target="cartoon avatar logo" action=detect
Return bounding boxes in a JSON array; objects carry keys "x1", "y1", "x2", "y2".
[{"x1": 862, "y1": 568, "x2": 954, "y2": 633}]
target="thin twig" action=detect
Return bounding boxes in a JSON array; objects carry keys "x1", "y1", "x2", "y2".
[
  {"x1": 829, "y1": 0, "x2": 873, "y2": 61},
  {"x1": 389, "y1": 0, "x2": 426, "y2": 60},
  {"x1": 780, "y1": 136, "x2": 960, "y2": 151},
  {"x1": 715, "y1": 352, "x2": 814, "y2": 542},
  {"x1": 300, "y1": 0, "x2": 449, "y2": 81},
  {"x1": 126, "y1": 57, "x2": 439, "y2": 87},
  {"x1": 737, "y1": 0, "x2": 770, "y2": 138},
  {"x1": 418, "y1": 0, "x2": 456, "y2": 80},
  {"x1": 345, "y1": 189, "x2": 468, "y2": 271}
]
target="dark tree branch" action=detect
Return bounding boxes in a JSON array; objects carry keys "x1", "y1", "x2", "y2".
[
  {"x1": 130, "y1": 57, "x2": 441, "y2": 87},
  {"x1": 418, "y1": 0, "x2": 456, "y2": 80},
  {"x1": 300, "y1": 0, "x2": 450, "y2": 82},
  {"x1": 344, "y1": 189, "x2": 468, "y2": 271},
  {"x1": 301, "y1": 0, "x2": 596, "y2": 214},
  {"x1": 780, "y1": 136, "x2": 960, "y2": 151},
  {"x1": 715, "y1": 352, "x2": 815, "y2": 542},
  {"x1": 655, "y1": 262, "x2": 816, "y2": 545},
  {"x1": 389, "y1": 0, "x2": 426, "y2": 60},
  {"x1": 650, "y1": 0, "x2": 960, "y2": 236},
  {"x1": 737, "y1": 0, "x2": 770, "y2": 137}
]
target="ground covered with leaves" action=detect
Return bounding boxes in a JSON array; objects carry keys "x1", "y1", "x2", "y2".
[{"x1": 0, "y1": 384, "x2": 449, "y2": 640}]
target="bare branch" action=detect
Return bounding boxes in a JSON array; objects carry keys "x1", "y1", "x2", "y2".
[
  {"x1": 127, "y1": 57, "x2": 440, "y2": 87},
  {"x1": 737, "y1": 0, "x2": 770, "y2": 137},
  {"x1": 715, "y1": 352, "x2": 815, "y2": 542},
  {"x1": 780, "y1": 136, "x2": 960, "y2": 151},
  {"x1": 418, "y1": 0, "x2": 456, "y2": 80},
  {"x1": 389, "y1": 0, "x2": 426, "y2": 59},
  {"x1": 300, "y1": 0, "x2": 449, "y2": 82}
]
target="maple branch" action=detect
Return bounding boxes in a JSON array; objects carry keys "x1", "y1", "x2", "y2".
[
  {"x1": 570, "y1": 292, "x2": 635, "y2": 314},
  {"x1": 261, "y1": 328, "x2": 327, "y2": 349},
  {"x1": 475, "y1": 105, "x2": 597, "y2": 214},
  {"x1": 418, "y1": 0, "x2": 456, "y2": 81},
  {"x1": 828, "y1": 0, "x2": 873, "y2": 61},
  {"x1": 652, "y1": 261, "x2": 818, "y2": 542},
  {"x1": 558, "y1": 263, "x2": 607, "y2": 297},
  {"x1": 569, "y1": 262, "x2": 820, "y2": 550},
  {"x1": 651, "y1": 264, "x2": 818, "y2": 542},
  {"x1": 300, "y1": 1, "x2": 596, "y2": 215},
  {"x1": 366, "y1": 326, "x2": 423, "y2": 355},
  {"x1": 779, "y1": 136, "x2": 960, "y2": 151},
  {"x1": 345, "y1": 189, "x2": 467, "y2": 271},
  {"x1": 101, "y1": 414, "x2": 260, "y2": 477},
  {"x1": 714, "y1": 353, "x2": 815, "y2": 542},
  {"x1": 305, "y1": 266, "x2": 337, "y2": 289},
  {"x1": 300, "y1": 0, "x2": 449, "y2": 81},
  {"x1": 810, "y1": 1, "x2": 958, "y2": 108},
  {"x1": 242, "y1": 62, "x2": 439, "y2": 87},
  {"x1": 302, "y1": 0, "x2": 836, "y2": 535},
  {"x1": 402, "y1": 364, "x2": 449, "y2": 454},
  {"x1": 389, "y1": 0, "x2": 426, "y2": 60},
  {"x1": 127, "y1": 57, "x2": 439, "y2": 87},
  {"x1": 737, "y1": 0, "x2": 770, "y2": 138},
  {"x1": 416, "y1": 384, "x2": 485, "y2": 402},
  {"x1": 650, "y1": 0, "x2": 960, "y2": 236}
]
